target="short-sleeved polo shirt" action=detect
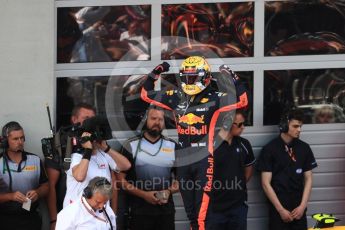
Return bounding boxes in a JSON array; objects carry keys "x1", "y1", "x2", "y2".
[
  {"x1": 212, "y1": 136, "x2": 256, "y2": 212},
  {"x1": 257, "y1": 136, "x2": 318, "y2": 195},
  {"x1": 0, "y1": 152, "x2": 48, "y2": 213}
]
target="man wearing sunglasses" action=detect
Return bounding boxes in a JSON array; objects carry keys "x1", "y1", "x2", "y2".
[
  {"x1": 257, "y1": 109, "x2": 318, "y2": 230},
  {"x1": 210, "y1": 110, "x2": 255, "y2": 230}
]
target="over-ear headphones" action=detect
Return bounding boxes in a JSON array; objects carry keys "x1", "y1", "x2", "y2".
[
  {"x1": 279, "y1": 112, "x2": 290, "y2": 133},
  {"x1": 139, "y1": 105, "x2": 167, "y2": 132},
  {"x1": 83, "y1": 177, "x2": 111, "y2": 199},
  {"x1": 1, "y1": 121, "x2": 23, "y2": 149},
  {"x1": 279, "y1": 108, "x2": 303, "y2": 133}
]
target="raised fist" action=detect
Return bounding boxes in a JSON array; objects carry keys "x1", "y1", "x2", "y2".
[
  {"x1": 219, "y1": 64, "x2": 239, "y2": 84},
  {"x1": 152, "y1": 62, "x2": 170, "y2": 75}
]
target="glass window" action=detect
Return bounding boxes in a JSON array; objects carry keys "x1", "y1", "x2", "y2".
[
  {"x1": 57, "y1": 5, "x2": 151, "y2": 63},
  {"x1": 161, "y1": 2, "x2": 254, "y2": 59},
  {"x1": 264, "y1": 68, "x2": 345, "y2": 125},
  {"x1": 56, "y1": 76, "x2": 109, "y2": 128},
  {"x1": 265, "y1": 1, "x2": 345, "y2": 56}
]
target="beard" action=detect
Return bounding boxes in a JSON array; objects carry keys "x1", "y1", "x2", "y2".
[{"x1": 146, "y1": 127, "x2": 162, "y2": 138}]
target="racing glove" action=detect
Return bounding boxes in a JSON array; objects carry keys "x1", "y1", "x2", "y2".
[
  {"x1": 219, "y1": 64, "x2": 240, "y2": 85},
  {"x1": 149, "y1": 62, "x2": 170, "y2": 80}
]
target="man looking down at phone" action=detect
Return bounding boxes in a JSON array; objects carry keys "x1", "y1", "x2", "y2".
[{"x1": 117, "y1": 106, "x2": 179, "y2": 230}]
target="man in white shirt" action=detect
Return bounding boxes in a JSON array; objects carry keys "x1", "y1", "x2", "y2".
[
  {"x1": 56, "y1": 176, "x2": 116, "y2": 230},
  {"x1": 63, "y1": 129, "x2": 131, "y2": 208}
]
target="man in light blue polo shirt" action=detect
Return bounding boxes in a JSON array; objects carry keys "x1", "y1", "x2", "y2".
[
  {"x1": 0, "y1": 121, "x2": 48, "y2": 230},
  {"x1": 117, "y1": 106, "x2": 179, "y2": 230}
]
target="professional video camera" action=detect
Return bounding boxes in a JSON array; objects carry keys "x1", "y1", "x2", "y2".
[
  {"x1": 41, "y1": 105, "x2": 113, "y2": 161},
  {"x1": 69, "y1": 115, "x2": 113, "y2": 145}
]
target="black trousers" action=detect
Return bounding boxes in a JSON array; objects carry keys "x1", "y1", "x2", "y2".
[
  {"x1": 209, "y1": 203, "x2": 248, "y2": 230},
  {"x1": 0, "y1": 212, "x2": 42, "y2": 230},
  {"x1": 130, "y1": 213, "x2": 175, "y2": 230},
  {"x1": 177, "y1": 156, "x2": 209, "y2": 230},
  {"x1": 268, "y1": 203, "x2": 307, "y2": 230}
]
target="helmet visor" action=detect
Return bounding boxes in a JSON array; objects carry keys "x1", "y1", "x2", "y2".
[
  {"x1": 180, "y1": 69, "x2": 207, "y2": 84},
  {"x1": 180, "y1": 74, "x2": 199, "y2": 85}
]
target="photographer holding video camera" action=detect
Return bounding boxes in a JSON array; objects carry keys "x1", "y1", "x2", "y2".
[
  {"x1": 44, "y1": 103, "x2": 96, "y2": 229},
  {"x1": 62, "y1": 114, "x2": 131, "y2": 212}
]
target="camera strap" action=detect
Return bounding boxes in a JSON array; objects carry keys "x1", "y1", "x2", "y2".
[
  {"x1": 63, "y1": 136, "x2": 73, "y2": 168},
  {"x1": 54, "y1": 128, "x2": 73, "y2": 170}
]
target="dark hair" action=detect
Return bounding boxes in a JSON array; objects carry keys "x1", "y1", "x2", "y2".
[
  {"x1": 141, "y1": 105, "x2": 165, "y2": 131},
  {"x1": 287, "y1": 109, "x2": 304, "y2": 122},
  {"x1": 71, "y1": 103, "x2": 96, "y2": 117},
  {"x1": 235, "y1": 109, "x2": 246, "y2": 118},
  {"x1": 148, "y1": 104, "x2": 164, "y2": 112},
  {"x1": 2, "y1": 121, "x2": 23, "y2": 137}
]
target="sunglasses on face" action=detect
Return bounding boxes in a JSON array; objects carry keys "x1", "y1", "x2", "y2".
[{"x1": 232, "y1": 122, "x2": 245, "y2": 128}]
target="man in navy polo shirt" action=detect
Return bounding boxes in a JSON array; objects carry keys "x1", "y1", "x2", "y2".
[
  {"x1": 257, "y1": 109, "x2": 318, "y2": 230},
  {"x1": 210, "y1": 110, "x2": 255, "y2": 230}
]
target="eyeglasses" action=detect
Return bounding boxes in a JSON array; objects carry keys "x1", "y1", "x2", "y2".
[{"x1": 232, "y1": 122, "x2": 245, "y2": 128}]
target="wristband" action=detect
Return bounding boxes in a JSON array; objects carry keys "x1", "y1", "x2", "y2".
[
  {"x1": 104, "y1": 144, "x2": 111, "y2": 153},
  {"x1": 148, "y1": 72, "x2": 158, "y2": 80},
  {"x1": 82, "y1": 148, "x2": 92, "y2": 160},
  {"x1": 50, "y1": 220, "x2": 56, "y2": 224}
]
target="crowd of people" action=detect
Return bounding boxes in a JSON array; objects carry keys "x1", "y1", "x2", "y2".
[{"x1": 0, "y1": 56, "x2": 318, "y2": 230}]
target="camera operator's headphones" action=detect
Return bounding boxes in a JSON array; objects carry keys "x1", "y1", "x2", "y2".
[
  {"x1": 83, "y1": 177, "x2": 111, "y2": 199},
  {"x1": 1, "y1": 121, "x2": 24, "y2": 149}
]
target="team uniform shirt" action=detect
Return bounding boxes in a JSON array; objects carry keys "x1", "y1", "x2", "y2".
[
  {"x1": 212, "y1": 136, "x2": 256, "y2": 212},
  {"x1": 56, "y1": 196, "x2": 116, "y2": 230},
  {"x1": 256, "y1": 136, "x2": 318, "y2": 203},
  {"x1": 0, "y1": 152, "x2": 48, "y2": 214},
  {"x1": 63, "y1": 150, "x2": 118, "y2": 208},
  {"x1": 121, "y1": 135, "x2": 176, "y2": 215},
  {"x1": 257, "y1": 136, "x2": 317, "y2": 230}
]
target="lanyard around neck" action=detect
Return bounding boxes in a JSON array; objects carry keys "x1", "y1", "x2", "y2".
[
  {"x1": 2, "y1": 156, "x2": 27, "y2": 174},
  {"x1": 135, "y1": 136, "x2": 163, "y2": 159},
  {"x1": 81, "y1": 197, "x2": 108, "y2": 223}
]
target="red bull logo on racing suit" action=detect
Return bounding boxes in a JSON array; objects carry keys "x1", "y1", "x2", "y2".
[{"x1": 178, "y1": 113, "x2": 208, "y2": 135}]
